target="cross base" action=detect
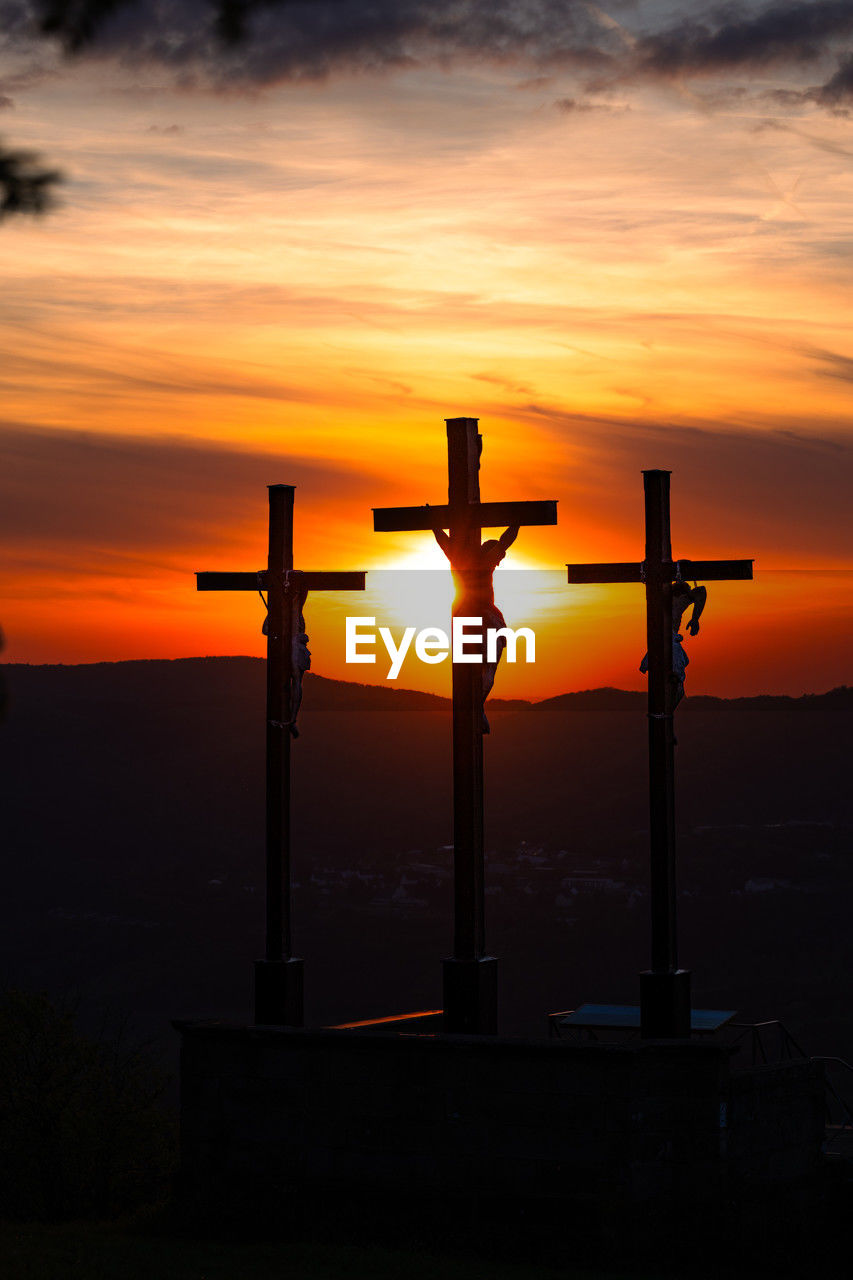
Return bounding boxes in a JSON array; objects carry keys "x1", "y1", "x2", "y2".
[
  {"x1": 442, "y1": 956, "x2": 498, "y2": 1035},
  {"x1": 640, "y1": 969, "x2": 691, "y2": 1039},
  {"x1": 254, "y1": 957, "x2": 304, "y2": 1027}
]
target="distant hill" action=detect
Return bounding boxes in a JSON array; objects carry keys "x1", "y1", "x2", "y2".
[
  {"x1": 7, "y1": 657, "x2": 849, "y2": 715},
  {"x1": 1, "y1": 659, "x2": 851, "y2": 1061}
]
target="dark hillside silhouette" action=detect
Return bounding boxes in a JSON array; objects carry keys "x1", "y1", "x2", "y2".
[{"x1": 1, "y1": 659, "x2": 851, "y2": 1065}]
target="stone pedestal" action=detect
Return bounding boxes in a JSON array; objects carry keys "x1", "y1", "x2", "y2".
[{"x1": 442, "y1": 956, "x2": 497, "y2": 1035}]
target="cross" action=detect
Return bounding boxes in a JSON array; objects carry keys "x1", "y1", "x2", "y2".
[
  {"x1": 373, "y1": 418, "x2": 558, "y2": 1034},
  {"x1": 567, "y1": 470, "x2": 753, "y2": 1038},
  {"x1": 197, "y1": 484, "x2": 366, "y2": 1027}
]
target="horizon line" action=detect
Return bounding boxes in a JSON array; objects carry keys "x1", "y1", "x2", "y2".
[{"x1": 2, "y1": 656, "x2": 849, "y2": 705}]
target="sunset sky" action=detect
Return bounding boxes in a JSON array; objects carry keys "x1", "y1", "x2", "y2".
[{"x1": 2, "y1": 0, "x2": 852, "y2": 697}]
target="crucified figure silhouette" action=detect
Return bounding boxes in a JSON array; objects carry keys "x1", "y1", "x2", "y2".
[
  {"x1": 433, "y1": 523, "x2": 519, "y2": 733},
  {"x1": 640, "y1": 580, "x2": 707, "y2": 709},
  {"x1": 262, "y1": 581, "x2": 311, "y2": 737}
]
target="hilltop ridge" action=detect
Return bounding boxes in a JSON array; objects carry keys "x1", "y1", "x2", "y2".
[{"x1": 4, "y1": 655, "x2": 850, "y2": 713}]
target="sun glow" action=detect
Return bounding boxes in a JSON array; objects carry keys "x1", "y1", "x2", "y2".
[{"x1": 367, "y1": 541, "x2": 564, "y2": 635}]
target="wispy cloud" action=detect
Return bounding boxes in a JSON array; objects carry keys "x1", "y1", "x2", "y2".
[
  {"x1": 495, "y1": 402, "x2": 853, "y2": 563},
  {"x1": 0, "y1": 422, "x2": 391, "y2": 559},
  {"x1": 801, "y1": 344, "x2": 853, "y2": 383}
]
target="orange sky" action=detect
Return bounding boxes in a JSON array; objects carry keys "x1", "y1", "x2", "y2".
[{"x1": 1, "y1": 3, "x2": 852, "y2": 696}]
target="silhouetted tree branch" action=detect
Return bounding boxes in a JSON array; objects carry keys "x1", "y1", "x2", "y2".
[{"x1": 0, "y1": 141, "x2": 63, "y2": 220}]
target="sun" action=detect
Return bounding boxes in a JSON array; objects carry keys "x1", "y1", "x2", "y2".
[
  {"x1": 365, "y1": 542, "x2": 454, "y2": 632},
  {"x1": 367, "y1": 538, "x2": 564, "y2": 633}
]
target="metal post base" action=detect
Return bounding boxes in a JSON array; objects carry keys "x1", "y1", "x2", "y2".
[
  {"x1": 254, "y1": 958, "x2": 304, "y2": 1027},
  {"x1": 442, "y1": 957, "x2": 498, "y2": 1035},
  {"x1": 640, "y1": 968, "x2": 691, "y2": 1039}
]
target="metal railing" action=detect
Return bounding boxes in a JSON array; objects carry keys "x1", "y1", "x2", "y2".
[
  {"x1": 722, "y1": 1019, "x2": 809, "y2": 1066},
  {"x1": 548, "y1": 1011, "x2": 853, "y2": 1159},
  {"x1": 812, "y1": 1056, "x2": 853, "y2": 1152}
]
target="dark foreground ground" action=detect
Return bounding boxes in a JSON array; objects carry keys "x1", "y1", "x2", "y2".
[
  {"x1": 4, "y1": 1185, "x2": 853, "y2": 1280},
  {"x1": 3, "y1": 1221, "x2": 577, "y2": 1280},
  {"x1": 0, "y1": 1221, "x2": 609, "y2": 1280}
]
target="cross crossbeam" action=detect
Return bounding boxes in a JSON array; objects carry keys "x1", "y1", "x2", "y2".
[
  {"x1": 197, "y1": 571, "x2": 366, "y2": 592},
  {"x1": 196, "y1": 484, "x2": 366, "y2": 1028},
  {"x1": 567, "y1": 559, "x2": 753, "y2": 585},
  {"x1": 373, "y1": 417, "x2": 558, "y2": 1035},
  {"x1": 567, "y1": 470, "x2": 753, "y2": 1039},
  {"x1": 373, "y1": 499, "x2": 557, "y2": 534}
]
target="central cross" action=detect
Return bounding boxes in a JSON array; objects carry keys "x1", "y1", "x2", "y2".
[{"x1": 373, "y1": 418, "x2": 557, "y2": 1034}]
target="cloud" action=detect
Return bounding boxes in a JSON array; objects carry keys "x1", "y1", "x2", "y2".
[
  {"x1": 554, "y1": 96, "x2": 617, "y2": 114},
  {"x1": 802, "y1": 344, "x2": 853, "y2": 383},
  {"x1": 750, "y1": 116, "x2": 853, "y2": 156},
  {"x1": 0, "y1": 423, "x2": 390, "y2": 559},
  {"x1": 27, "y1": 0, "x2": 620, "y2": 85},
  {"x1": 586, "y1": 1, "x2": 853, "y2": 109},
  {"x1": 813, "y1": 49, "x2": 853, "y2": 106},
  {"x1": 6, "y1": 351, "x2": 310, "y2": 404},
  {"x1": 499, "y1": 402, "x2": 853, "y2": 562},
  {"x1": 13, "y1": 0, "x2": 848, "y2": 109},
  {"x1": 633, "y1": 1, "x2": 853, "y2": 77},
  {"x1": 472, "y1": 371, "x2": 536, "y2": 398}
]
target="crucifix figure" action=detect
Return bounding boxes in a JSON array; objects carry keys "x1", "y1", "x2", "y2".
[
  {"x1": 197, "y1": 485, "x2": 366, "y2": 1027},
  {"x1": 433, "y1": 520, "x2": 520, "y2": 732},
  {"x1": 639, "y1": 579, "x2": 707, "y2": 711},
  {"x1": 567, "y1": 470, "x2": 753, "y2": 1038},
  {"x1": 261, "y1": 575, "x2": 311, "y2": 736},
  {"x1": 374, "y1": 418, "x2": 557, "y2": 1034}
]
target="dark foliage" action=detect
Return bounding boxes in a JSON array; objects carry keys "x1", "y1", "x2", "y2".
[
  {"x1": 0, "y1": 989, "x2": 175, "y2": 1221},
  {"x1": 0, "y1": 141, "x2": 62, "y2": 220}
]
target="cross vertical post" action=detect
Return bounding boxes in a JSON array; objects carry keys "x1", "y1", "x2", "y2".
[
  {"x1": 445, "y1": 418, "x2": 490, "y2": 1024},
  {"x1": 373, "y1": 417, "x2": 558, "y2": 1034},
  {"x1": 640, "y1": 470, "x2": 689, "y2": 1037},
  {"x1": 255, "y1": 484, "x2": 303, "y2": 1026},
  {"x1": 566, "y1": 471, "x2": 753, "y2": 1038},
  {"x1": 196, "y1": 488, "x2": 366, "y2": 1028}
]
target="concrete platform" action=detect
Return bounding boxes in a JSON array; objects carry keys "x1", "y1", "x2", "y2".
[{"x1": 176, "y1": 1018, "x2": 825, "y2": 1234}]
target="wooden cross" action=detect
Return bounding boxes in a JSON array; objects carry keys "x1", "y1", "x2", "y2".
[
  {"x1": 567, "y1": 470, "x2": 753, "y2": 1037},
  {"x1": 197, "y1": 484, "x2": 365, "y2": 1027},
  {"x1": 373, "y1": 418, "x2": 558, "y2": 1034}
]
